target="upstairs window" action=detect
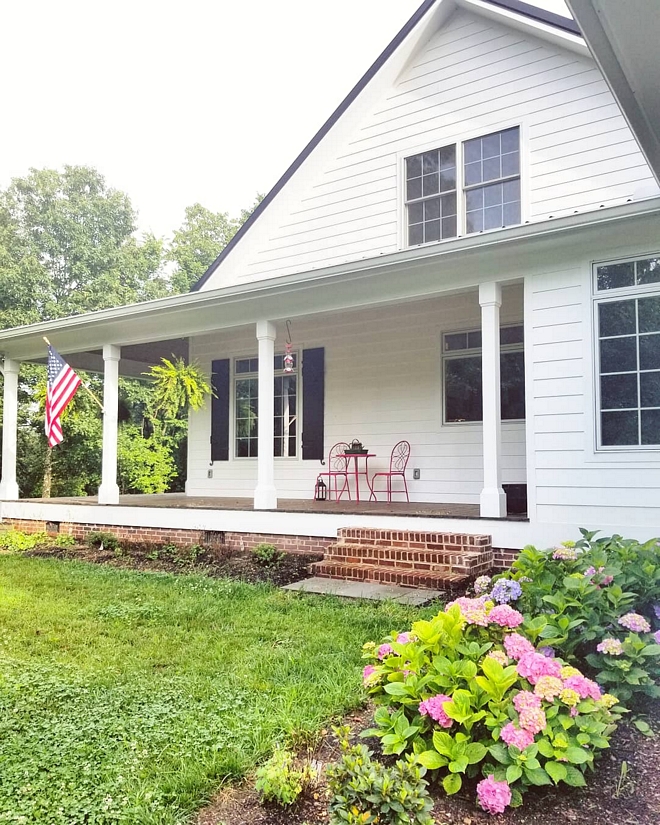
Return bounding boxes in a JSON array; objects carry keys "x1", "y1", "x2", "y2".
[
  {"x1": 443, "y1": 325, "x2": 525, "y2": 423},
  {"x1": 595, "y1": 256, "x2": 660, "y2": 448},
  {"x1": 405, "y1": 127, "x2": 521, "y2": 247}
]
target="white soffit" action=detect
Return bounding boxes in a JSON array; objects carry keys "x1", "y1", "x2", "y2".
[{"x1": 566, "y1": 0, "x2": 660, "y2": 185}]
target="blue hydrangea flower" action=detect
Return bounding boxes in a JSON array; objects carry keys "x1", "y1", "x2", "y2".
[{"x1": 489, "y1": 578, "x2": 522, "y2": 604}]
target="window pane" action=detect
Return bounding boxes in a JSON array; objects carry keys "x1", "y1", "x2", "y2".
[
  {"x1": 503, "y1": 201, "x2": 521, "y2": 226},
  {"x1": 503, "y1": 179, "x2": 519, "y2": 203},
  {"x1": 600, "y1": 337, "x2": 637, "y2": 373},
  {"x1": 408, "y1": 223, "x2": 423, "y2": 245},
  {"x1": 445, "y1": 357, "x2": 482, "y2": 421},
  {"x1": 602, "y1": 410, "x2": 638, "y2": 445},
  {"x1": 599, "y1": 300, "x2": 636, "y2": 336},
  {"x1": 408, "y1": 201, "x2": 423, "y2": 223},
  {"x1": 440, "y1": 146, "x2": 456, "y2": 168},
  {"x1": 601, "y1": 373, "x2": 638, "y2": 409},
  {"x1": 466, "y1": 210, "x2": 483, "y2": 233},
  {"x1": 484, "y1": 183, "x2": 502, "y2": 207},
  {"x1": 482, "y1": 133, "x2": 500, "y2": 158},
  {"x1": 501, "y1": 325, "x2": 524, "y2": 345},
  {"x1": 406, "y1": 177, "x2": 422, "y2": 200},
  {"x1": 484, "y1": 205, "x2": 502, "y2": 230},
  {"x1": 483, "y1": 156, "x2": 501, "y2": 182},
  {"x1": 641, "y1": 409, "x2": 660, "y2": 445},
  {"x1": 464, "y1": 161, "x2": 482, "y2": 186},
  {"x1": 636, "y1": 257, "x2": 660, "y2": 285},
  {"x1": 406, "y1": 155, "x2": 421, "y2": 178},
  {"x1": 422, "y1": 151, "x2": 438, "y2": 174},
  {"x1": 236, "y1": 438, "x2": 249, "y2": 457},
  {"x1": 501, "y1": 128, "x2": 519, "y2": 153},
  {"x1": 466, "y1": 189, "x2": 483, "y2": 211},
  {"x1": 442, "y1": 215, "x2": 457, "y2": 239},
  {"x1": 424, "y1": 198, "x2": 440, "y2": 220},
  {"x1": 638, "y1": 296, "x2": 660, "y2": 332},
  {"x1": 597, "y1": 262, "x2": 635, "y2": 290},
  {"x1": 444, "y1": 332, "x2": 467, "y2": 351},
  {"x1": 501, "y1": 351, "x2": 525, "y2": 419},
  {"x1": 422, "y1": 173, "x2": 439, "y2": 196},
  {"x1": 467, "y1": 330, "x2": 482, "y2": 349},
  {"x1": 501, "y1": 151, "x2": 519, "y2": 177},
  {"x1": 464, "y1": 138, "x2": 481, "y2": 163},
  {"x1": 440, "y1": 169, "x2": 456, "y2": 192},
  {"x1": 640, "y1": 371, "x2": 660, "y2": 407},
  {"x1": 442, "y1": 192, "x2": 457, "y2": 217},
  {"x1": 425, "y1": 219, "x2": 440, "y2": 242},
  {"x1": 640, "y1": 333, "x2": 660, "y2": 370}
]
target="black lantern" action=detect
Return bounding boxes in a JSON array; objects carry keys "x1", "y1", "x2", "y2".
[{"x1": 314, "y1": 476, "x2": 327, "y2": 501}]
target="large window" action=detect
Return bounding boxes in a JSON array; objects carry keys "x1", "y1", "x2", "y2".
[
  {"x1": 443, "y1": 325, "x2": 525, "y2": 423},
  {"x1": 595, "y1": 256, "x2": 660, "y2": 448},
  {"x1": 405, "y1": 127, "x2": 521, "y2": 247},
  {"x1": 234, "y1": 354, "x2": 298, "y2": 457}
]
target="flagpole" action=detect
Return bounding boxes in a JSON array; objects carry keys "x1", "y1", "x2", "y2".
[{"x1": 43, "y1": 337, "x2": 105, "y2": 413}]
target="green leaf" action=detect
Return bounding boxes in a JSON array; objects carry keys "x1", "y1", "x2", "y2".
[
  {"x1": 506, "y1": 764, "x2": 523, "y2": 783},
  {"x1": 563, "y1": 765, "x2": 587, "y2": 787},
  {"x1": 545, "y1": 761, "x2": 568, "y2": 784},
  {"x1": 417, "y1": 750, "x2": 446, "y2": 770},
  {"x1": 442, "y1": 773, "x2": 462, "y2": 795},
  {"x1": 448, "y1": 756, "x2": 469, "y2": 773},
  {"x1": 464, "y1": 742, "x2": 487, "y2": 765},
  {"x1": 565, "y1": 747, "x2": 590, "y2": 765},
  {"x1": 488, "y1": 743, "x2": 510, "y2": 764},
  {"x1": 524, "y1": 767, "x2": 552, "y2": 786},
  {"x1": 536, "y1": 739, "x2": 555, "y2": 758},
  {"x1": 634, "y1": 719, "x2": 652, "y2": 734},
  {"x1": 510, "y1": 788, "x2": 524, "y2": 808},
  {"x1": 384, "y1": 682, "x2": 409, "y2": 696},
  {"x1": 432, "y1": 731, "x2": 455, "y2": 758}
]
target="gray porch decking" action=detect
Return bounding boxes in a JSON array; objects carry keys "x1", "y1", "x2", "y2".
[{"x1": 21, "y1": 493, "x2": 526, "y2": 521}]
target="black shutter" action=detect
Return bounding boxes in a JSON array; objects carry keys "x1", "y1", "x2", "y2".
[
  {"x1": 210, "y1": 359, "x2": 230, "y2": 461},
  {"x1": 302, "y1": 347, "x2": 324, "y2": 460}
]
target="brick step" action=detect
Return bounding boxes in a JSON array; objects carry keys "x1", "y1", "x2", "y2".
[
  {"x1": 311, "y1": 560, "x2": 468, "y2": 591},
  {"x1": 336, "y1": 527, "x2": 491, "y2": 552},
  {"x1": 322, "y1": 542, "x2": 492, "y2": 575}
]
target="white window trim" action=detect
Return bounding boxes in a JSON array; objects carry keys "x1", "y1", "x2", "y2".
[
  {"x1": 232, "y1": 352, "x2": 300, "y2": 460},
  {"x1": 397, "y1": 122, "x2": 526, "y2": 250},
  {"x1": 592, "y1": 253, "x2": 660, "y2": 452},
  {"x1": 441, "y1": 324, "x2": 525, "y2": 426}
]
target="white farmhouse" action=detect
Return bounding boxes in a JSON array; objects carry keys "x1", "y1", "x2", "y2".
[{"x1": 2, "y1": 0, "x2": 660, "y2": 580}]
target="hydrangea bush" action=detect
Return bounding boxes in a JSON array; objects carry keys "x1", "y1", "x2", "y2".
[
  {"x1": 497, "y1": 530, "x2": 660, "y2": 702},
  {"x1": 362, "y1": 602, "x2": 619, "y2": 814}
]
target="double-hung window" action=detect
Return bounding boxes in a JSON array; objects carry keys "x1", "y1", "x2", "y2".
[
  {"x1": 595, "y1": 256, "x2": 660, "y2": 448},
  {"x1": 443, "y1": 325, "x2": 525, "y2": 423},
  {"x1": 405, "y1": 127, "x2": 521, "y2": 246},
  {"x1": 234, "y1": 354, "x2": 298, "y2": 457}
]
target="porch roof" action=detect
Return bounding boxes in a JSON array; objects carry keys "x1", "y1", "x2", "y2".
[{"x1": 1, "y1": 197, "x2": 659, "y2": 369}]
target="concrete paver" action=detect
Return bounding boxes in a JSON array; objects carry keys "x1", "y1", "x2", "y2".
[{"x1": 282, "y1": 576, "x2": 444, "y2": 605}]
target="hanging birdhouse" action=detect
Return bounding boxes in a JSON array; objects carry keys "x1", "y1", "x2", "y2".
[{"x1": 284, "y1": 320, "x2": 294, "y2": 372}]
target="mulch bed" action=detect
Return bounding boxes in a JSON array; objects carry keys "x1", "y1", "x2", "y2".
[
  {"x1": 196, "y1": 702, "x2": 660, "y2": 825},
  {"x1": 24, "y1": 540, "x2": 322, "y2": 587}
]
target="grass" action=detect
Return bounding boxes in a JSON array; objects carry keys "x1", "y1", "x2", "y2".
[{"x1": 0, "y1": 555, "x2": 434, "y2": 824}]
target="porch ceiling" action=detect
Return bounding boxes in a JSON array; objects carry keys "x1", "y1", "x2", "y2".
[{"x1": 1, "y1": 198, "x2": 659, "y2": 363}]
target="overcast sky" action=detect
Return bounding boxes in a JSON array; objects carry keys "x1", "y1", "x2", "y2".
[{"x1": 2, "y1": 0, "x2": 570, "y2": 240}]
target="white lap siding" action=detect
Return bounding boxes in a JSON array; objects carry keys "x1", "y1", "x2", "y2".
[{"x1": 186, "y1": 285, "x2": 525, "y2": 501}]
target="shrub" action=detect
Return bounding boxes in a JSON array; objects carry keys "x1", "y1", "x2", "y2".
[
  {"x1": 494, "y1": 530, "x2": 660, "y2": 703},
  {"x1": 327, "y1": 726, "x2": 434, "y2": 825},
  {"x1": 85, "y1": 530, "x2": 120, "y2": 553},
  {"x1": 255, "y1": 746, "x2": 315, "y2": 806},
  {"x1": 0, "y1": 529, "x2": 48, "y2": 552},
  {"x1": 252, "y1": 543, "x2": 283, "y2": 566},
  {"x1": 362, "y1": 603, "x2": 619, "y2": 814}
]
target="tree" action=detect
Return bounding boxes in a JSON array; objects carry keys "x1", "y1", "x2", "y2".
[{"x1": 167, "y1": 195, "x2": 263, "y2": 293}]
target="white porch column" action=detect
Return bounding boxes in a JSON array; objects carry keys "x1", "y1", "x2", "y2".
[
  {"x1": 254, "y1": 320, "x2": 277, "y2": 509},
  {"x1": 98, "y1": 344, "x2": 120, "y2": 505},
  {"x1": 479, "y1": 282, "x2": 507, "y2": 518},
  {"x1": 0, "y1": 358, "x2": 20, "y2": 500}
]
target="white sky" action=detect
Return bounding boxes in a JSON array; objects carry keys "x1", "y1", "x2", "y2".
[{"x1": 1, "y1": 0, "x2": 570, "y2": 240}]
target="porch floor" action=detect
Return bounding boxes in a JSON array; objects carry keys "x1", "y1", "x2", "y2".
[{"x1": 22, "y1": 493, "x2": 526, "y2": 521}]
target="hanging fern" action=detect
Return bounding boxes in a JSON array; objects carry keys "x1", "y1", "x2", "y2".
[{"x1": 144, "y1": 357, "x2": 213, "y2": 423}]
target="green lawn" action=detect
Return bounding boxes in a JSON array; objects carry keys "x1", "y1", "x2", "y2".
[{"x1": 0, "y1": 555, "x2": 431, "y2": 824}]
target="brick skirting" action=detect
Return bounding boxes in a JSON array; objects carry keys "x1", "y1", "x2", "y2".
[{"x1": 1, "y1": 518, "x2": 333, "y2": 556}]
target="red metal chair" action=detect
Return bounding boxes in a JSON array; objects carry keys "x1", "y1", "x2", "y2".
[
  {"x1": 369, "y1": 441, "x2": 411, "y2": 502},
  {"x1": 316, "y1": 442, "x2": 351, "y2": 500}
]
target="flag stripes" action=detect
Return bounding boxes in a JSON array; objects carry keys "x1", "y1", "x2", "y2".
[{"x1": 46, "y1": 346, "x2": 81, "y2": 447}]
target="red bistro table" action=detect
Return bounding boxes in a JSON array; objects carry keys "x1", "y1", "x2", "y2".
[{"x1": 338, "y1": 453, "x2": 376, "y2": 502}]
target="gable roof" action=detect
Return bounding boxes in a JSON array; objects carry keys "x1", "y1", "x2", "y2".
[{"x1": 192, "y1": 0, "x2": 581, "y2": 291}]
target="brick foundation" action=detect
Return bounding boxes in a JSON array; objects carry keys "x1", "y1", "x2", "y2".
[{"x1": 1, "y1": 518, "x2": 333, "y2": 556}]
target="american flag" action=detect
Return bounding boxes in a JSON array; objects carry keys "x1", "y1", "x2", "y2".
[{"x1": 45, "y1": 346, "x2": 81, "y2": 447}]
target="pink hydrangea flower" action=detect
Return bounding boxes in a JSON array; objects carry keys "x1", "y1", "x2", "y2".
[
  {"x1": 552, "y1": 547, "x2": 578, "y2": 560},
  {"x1": 500, "y1": 722, "x2": 534, "y2": 750},
  {"x1": 601, "y1": 576, "x2": 614, "y2": 585},
  {"x1": 362, "y1": 665, "x2": 378, "y2": 686},
  {"x1": 419, "y1": 694, "x2": 453, "y2": 728},
  {"x1": 377, "y1": 643, "x2": 394, "y2": 659},
  {"x1": 489, "y1": 604, "x2": 524, "y2": 628},
  {"x1": 516, "y1": 652, "x2": 562, "y2": 685},
  {"x1": 519, "y1": 707, "x2": 547, "y2": 734},
  {"x1": 396, "y1": 633, "x2": 411, "y2": 644},
  {"x1": 618, "y1": 613, "x2": 651, "y2": 634},
  {"x1": 563, "y1": 674, "x2": 602, "y2": 701},
  {"x1": 654, "y1": 630, "x2": 660, "y2": 645},
  {"x1": 445, "y1": 596, "x2": 489, "y2": 626},
  {"x1": 486, "y1": 650, "x2": 509, "y2": 666},
  {"x1": 534, "y1": 675, "x2": 563, "y2": 700},
  {"x1": 513, "y1": 690, "x2": 542, "y2": 713},
  {"x1": 597, "y1": 637, "x2": 624, "y2": 655},
  {"x1": 477, "y1": 775, "x2": 512, "y2": 814},
  {"x1": 503, "y1": 633, "x2": 535, "y2": 661}
]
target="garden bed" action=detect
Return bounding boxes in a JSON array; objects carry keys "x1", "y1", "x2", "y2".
[
  {"x1": 198, "y1": 702, "x2": 660, "y2": 825},
  {"x1": 24, "y1": 539, "x2": 321, "y2": 586}
]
